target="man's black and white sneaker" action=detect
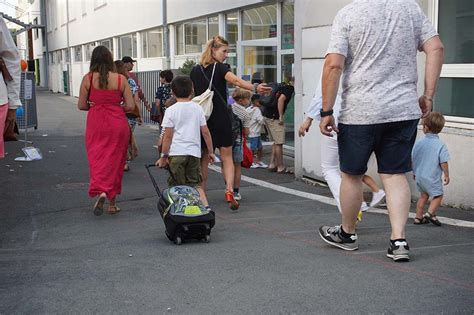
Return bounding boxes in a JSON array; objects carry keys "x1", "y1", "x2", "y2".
[
  {"x1": 387, "y1": 239, "x2": 410, "y2": 262},
  {"x1": 319, "y1": 225, "x2": 359, "y2": 251}
]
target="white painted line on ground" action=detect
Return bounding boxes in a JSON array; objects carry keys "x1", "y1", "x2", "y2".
[
  {"x1": 209, "y1": 164, "x2": 474, "y2": 228},
  {"x1": 353, "y1": 242, "x2": 474, "y2": 255}
]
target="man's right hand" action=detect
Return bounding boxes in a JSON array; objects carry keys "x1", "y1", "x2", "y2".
[
  {"x1": 419, "y1": 96, "x2": 433, "y2": 118},
  {"x1": 208, "y1": 153, "x2": 216, "y2": 164},
  {"x1": 298, "y1": 118, "x2": 313, "y2": 137},
  {"x1": 256, "y1": 83, "x2": 272, "y2": 95},
  {"x1": 319, "y1": 115, "x2": 338, "y2": 137}
]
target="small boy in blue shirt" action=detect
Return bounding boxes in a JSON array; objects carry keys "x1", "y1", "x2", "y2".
[{"x1": 412, "y1": 112, "x2": 450, "y2": 226}]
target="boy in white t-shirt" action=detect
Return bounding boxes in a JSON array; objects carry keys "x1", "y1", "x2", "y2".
[{"x1": 156, "y1": 76, "x2": 215, "y2": 207}]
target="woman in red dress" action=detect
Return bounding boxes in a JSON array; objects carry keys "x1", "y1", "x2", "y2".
[{"x1": 77, "y1": 46, "x2": 135, "y2": 215}]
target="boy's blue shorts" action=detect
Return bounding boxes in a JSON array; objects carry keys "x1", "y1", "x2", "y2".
[{"x1": 248, "y1": 136, "x2": 262, "y2": 152}]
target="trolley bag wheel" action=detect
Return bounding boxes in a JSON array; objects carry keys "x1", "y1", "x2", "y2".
[
  {"x1": 174, "y1": 236, "x2": 182, "y2": 245},
  {"x1": 203, "y1": 235, "x2": 211, "y2": 243}
]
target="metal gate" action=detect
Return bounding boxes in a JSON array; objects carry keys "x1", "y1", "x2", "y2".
[
  {"x1": 136, "y1": 70, "x2": 161, "y2": 124},
  {"x1": 17, "y1": 71, "x2": 38, "y2": 130}
]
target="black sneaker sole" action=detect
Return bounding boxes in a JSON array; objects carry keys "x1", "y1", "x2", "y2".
[
  {"x1": 386, "y1": 253, "x2": 410, "y2": 262},
  {"x1": 318, "y1": 230, "x2": 359, "y2": 251}
]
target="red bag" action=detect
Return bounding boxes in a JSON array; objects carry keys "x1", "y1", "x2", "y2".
[{"x1": 241, "y1": 136, "x2": 253, "y2": 168}]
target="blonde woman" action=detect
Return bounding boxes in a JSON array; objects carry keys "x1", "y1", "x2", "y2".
[{"x1": 190, "y1": 35, "x2": 271, "y2": 210}]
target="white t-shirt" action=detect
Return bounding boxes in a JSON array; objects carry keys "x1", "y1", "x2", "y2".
[
  {"x1": 161, "y1": 101, "x2": 206, "y2": 158},
  {"x1": 326, "y1": 0, "x2": 438, "y2": 124},
  {"x1": 246, "y1": 105, "x2": 264, "y2": 138}
]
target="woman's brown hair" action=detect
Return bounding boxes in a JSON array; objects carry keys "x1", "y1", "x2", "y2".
[
  {"x1": 114, "y1": 60, "x2": 128, "y2": 78},
  {"x1": 200, "y1": 35, "x2": 229, "y2": 67},
  {"x1": 89, "y1": 45, "x2": 114, "y2": 89}
]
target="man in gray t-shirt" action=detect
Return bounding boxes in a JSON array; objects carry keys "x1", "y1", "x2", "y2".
[{"x1": 318, "y1": 0, "x2": 444, "y2": 261}]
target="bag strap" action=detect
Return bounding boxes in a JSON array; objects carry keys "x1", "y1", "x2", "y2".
[{"x1": 199, "y1": 63, "x2": 227, "y2": 105}]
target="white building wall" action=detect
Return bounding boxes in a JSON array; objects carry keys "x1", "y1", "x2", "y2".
[{"x1": 294, "y1": 0, "x2": 474, "y2": 208}]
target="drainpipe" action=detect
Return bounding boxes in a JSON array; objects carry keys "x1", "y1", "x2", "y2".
[
  {"x1": 162, "y1": 0, "x2": 170, "y2": 70},
  {"x1": 65, "y1": 0, "x2": 72, "y2": 95},
  {"x1": 40, "y1": 0, "x2": 49, "y2": 89}
]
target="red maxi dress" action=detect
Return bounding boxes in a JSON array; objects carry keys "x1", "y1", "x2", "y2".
[{"x1": 85, "y1": 74, "x2": 130, "y2": 200}]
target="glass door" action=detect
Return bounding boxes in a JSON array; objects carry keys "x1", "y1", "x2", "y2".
[{"x1": 242, "y1": 45, "x2": 277, "y2": 84}]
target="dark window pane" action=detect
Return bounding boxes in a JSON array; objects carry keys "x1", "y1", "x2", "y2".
[
  {"x1": 435, "y1": 78, "x2": 474, "y2": 118},
  {"x1": 438, "y1": 0, "x2": 474, "y2": 63}
]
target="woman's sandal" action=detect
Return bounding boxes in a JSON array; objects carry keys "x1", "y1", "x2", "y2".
[
  {"x1": 413, "y1": 217, "x2": 429, "y2": 225},
  {"x1": 93, "y1": 194, "x2": 106, "y2": 216},
  {"x1": 225, "y1": 191, "x2": 239, "y2": 211},
  {"x1": 424, "y1": 212, "x2": 442, "y2": 226},
  {"x1": 107, "y1": 206, "x2": 121, "y2": 215}
]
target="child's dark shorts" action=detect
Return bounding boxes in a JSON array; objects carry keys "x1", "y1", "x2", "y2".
[
  {"x1": 337, "y1": 119, "x2": 419, "y2": 175},
  {"x1": 168, "y1": 155, "x2": 202, "y2": 187}
]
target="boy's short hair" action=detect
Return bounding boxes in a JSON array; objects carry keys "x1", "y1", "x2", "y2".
[
  {"x1": 160, "y1": 70, "x2": 174, "y2": 83},
  {"x1": 251, "y1": 94, "x2": 261, "y2": 103},
  {"x1": 171, "y1": 76, "x2": 193, "y2": 98},
  {"x1": 423, "y1": 112, "x2": 445, "y2": 134},
  {"x1": 232, "y1": 87, "x2": 252, "y2": 101}
]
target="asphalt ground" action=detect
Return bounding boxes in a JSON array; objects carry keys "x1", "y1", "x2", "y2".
[{"x1": 1, "y1": 91, "x2": 473, "y2": 314}]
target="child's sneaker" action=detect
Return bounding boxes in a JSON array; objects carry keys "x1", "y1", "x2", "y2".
[
  {"x1": 319, "y1": 225, "x2": 358, "y2": 251},
  {"x1": 360, "y1": 202, "x2": 370, "y2": 212},
  {"x1": 234, "y1": 192, "x2": 242, "y2": 201},
  {"x1": 370, "y1": 189, "x2": 386, "y2": 207},
  {"x1": 257, "y1": 161, "x2": 268, "y2": 168},
  {"x1": 250, "y1": 163, "x2": 259, "y2": 169},
  {"x1": 387, "y1": 239, "x2": 410, "y2": 262}
]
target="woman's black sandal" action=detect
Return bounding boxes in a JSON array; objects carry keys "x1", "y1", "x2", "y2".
[
  {"x1": 414, "y1": 217, "x2": 429, "y2": 225},
  {"x1": 424, "y1": 212, "x2": 442, "y2": 226}
]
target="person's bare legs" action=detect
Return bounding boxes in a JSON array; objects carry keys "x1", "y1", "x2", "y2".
[
  {"x1": 415, "y1": 192, "x2": 429, "y2": 219},
  {"x1": 362, "y1": 175, "x2": 380, "y2": 192},
  {"x1": 200, "y1": 148, "x2": 210, "y2": 206},
  {"x1": 256, "y1": 147, "x2": 263, "y2": 164},
  {"x1": 427, "y1": 195, "x2": 443, "y2": 216},
  {"x1": 268, "y1": 144, "x2": 276, "y2": 169},
  {"x1": 274, "y1": 144, "x2": 285, "y2": 172},
  {"x1": 340, "y1": 173, "x2": 364, "y2": 234},
  {"x1": 219, "y1": 146, "x2": 235, "y2": 193},
  {"x1": 233, "y1": 162, "x2": 241, "y2": 191},
  {"x1": 380, "y1": 174, "x2": 411, "y2": 240}
]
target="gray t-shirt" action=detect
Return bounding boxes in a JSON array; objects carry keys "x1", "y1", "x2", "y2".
[{"x1": 326, "y1": 0, "x2": 438, "y2": 125}]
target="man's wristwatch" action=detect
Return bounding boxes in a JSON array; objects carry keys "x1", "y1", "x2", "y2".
[
  {"x1": 161, "y1": 153, "x2": 169, "y2": 159},
  {"x1": 320, "y1": 109, "x2": 334, "y2": 117}
]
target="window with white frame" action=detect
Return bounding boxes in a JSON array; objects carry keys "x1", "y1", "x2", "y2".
[
  {"x1": 226, "y1": 12, "x2": 238, "y2": 54},
  {"x1": 243, "y1": 4, "x2": 277, "y2": 41},
  {"x1": 435, "y1": 0, "x2": 474, "y2": 118},
  {"x1": 208, "y1": 16, "x2": 219, "y2": 40},
  {"x1": 64, "y1": 49, "x2": 70, "y2": 63},
  {"x1": 100, "y1": 39, "x2": 113, "y2": 56},
  {"x1": 142, "y1": 28, "x2": 163, "y2": 58},
  {"x1": 74, "y1": 46, "x2": 83, "y2": 63},
  {"x1": 282, "y1": 1, "x2": 295, "y2": 50},
  {"x1": 176, "y1": 24, "x2": 185, "y2": 55},
  {"x1": 119, "y1": 34, "x2": 137, "y2": 58},
  {"x1": 85, "y1": 42, "x2": 96, "y2": 61},
  {"x1": 185, "y1": 19, "x2": 207, "y2": 54}
]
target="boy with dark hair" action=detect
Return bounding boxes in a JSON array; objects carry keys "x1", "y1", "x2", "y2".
[
  {"x1": 156, "y1": 76, "x2": 215, "y2": 208},
  {"x1": 412, "y1": 112, "x2": 450, "y2": 226},
  {"x1": 153, "y1": 70, "x2": 174, "y2": 123}
]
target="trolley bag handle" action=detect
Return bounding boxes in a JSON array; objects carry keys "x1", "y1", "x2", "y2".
[
  {"x1": 145, "y1": 164, "x2": 179, "y2": 197},
  {"x1": 145, "y1": 164, "x2": 163, "y2": 198}
]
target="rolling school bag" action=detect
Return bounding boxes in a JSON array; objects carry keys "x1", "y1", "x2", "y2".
[{"x1": 145, "y1": 164, "x2": 215, "y2": 245}]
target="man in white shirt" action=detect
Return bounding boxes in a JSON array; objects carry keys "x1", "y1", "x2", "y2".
[
  {"x1": 156, "y1": 76, "x2": 215, "y2": 207},
  {"x1": 0, "y1": 17, "x2": 22, "y2": 158},
  {"x1": 318, "y1": 0, "x2": 444, "y2": 261}
]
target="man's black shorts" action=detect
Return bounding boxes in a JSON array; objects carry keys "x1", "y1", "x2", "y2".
[{"x1": 337, "y1": 119, "x2": 419, "y2": 175}]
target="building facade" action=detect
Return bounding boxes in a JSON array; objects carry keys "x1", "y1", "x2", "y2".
[{"x1": 16, "y1": 0, "x2": 474, "y2": 207}]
